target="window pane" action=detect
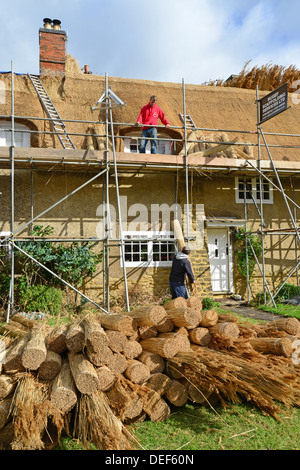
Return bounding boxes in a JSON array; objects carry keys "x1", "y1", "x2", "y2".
[{"x1": 239, "y1": 178, "x2": 252, "y2": 200}]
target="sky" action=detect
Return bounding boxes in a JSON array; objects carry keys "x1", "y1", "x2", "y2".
[{"x1": 1, "y1": 0, "x2": 300, "y2": 85}]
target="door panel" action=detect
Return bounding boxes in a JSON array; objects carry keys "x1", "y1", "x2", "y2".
[{"x1": 207, "y1": 228, "x2": 229, "y2": 292}]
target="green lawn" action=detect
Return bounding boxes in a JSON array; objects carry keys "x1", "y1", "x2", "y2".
[
  {"x1": 130, "y1": 402, "x2": 300, "y2": 451},
  {"x1": 56, "y1": 401, "x2": 300, "y2": 451},
  {"x1": 258, "y1": 303, "x2": 300, "y2": 320}
]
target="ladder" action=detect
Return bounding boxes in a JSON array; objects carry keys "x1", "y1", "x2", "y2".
[
  {"x1": 27, "y1": 74, "x2": 76, "y2": 149},
  {"x1": 179, "y1": 113, "x2": 196, "y2": 130}
]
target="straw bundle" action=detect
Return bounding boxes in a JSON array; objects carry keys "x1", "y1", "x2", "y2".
[
  {"x1": 165, "y1": 307, "x2": 200, "y2": 329},
  {"x1": 47, "y1": 324, "x2": 68, "y2": 353},
  {"x1": 50, "y1": 360, "x2": 77, "y2": 413},
  {"x1": 127, "y1": 306, "x2": 167, "y2": 327},
  {"x1": 68, "y1": 352, "x2": 99, "y2": 395},
  {"x1": 75, "y1": 390, "x2": 134, "y2": 450},
  {"x1": 188, "y1": 327, "x2": 212, "y2": 346},
  {"x1": 106, "y1": 377, "x2": 144, "y2": 421},
  {"x1": 209, "y1": 322, "x2": 240, "y2": 340},
  {"x1": 164, "y1": 297, "x2": 187, "y2": 310},
  {"x1": 98, "y1": 314, "x2": 137, "y2": 336},
  {"x1": 21, "y1": 326, "x2": 48, "y2": 370},
  {"x1": 200, "y1": 309, "x2": 218, "y2": 327},
  {"x1": 9, "y1": 373, "x2": 63, "y2": 450},
  {"x1": 249, "y1": 337, "x2": 293, "y2": 357},
  {"x1": 1, "y1": 304, "x2": 300, "y2": 449},
  {"x1": 266, "y1": 318, "x2": 300, "y2": 336},
  {"x1": 65, "y1": 322, "x2": 85, "y2": 353},
  {"x1": 0, "y1": 375, "x2": 16, "y2": 400}
]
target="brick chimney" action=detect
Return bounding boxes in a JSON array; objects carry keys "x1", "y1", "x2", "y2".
[{"x1": 39, "y1": 19, "x2": 67, "y2": 76}]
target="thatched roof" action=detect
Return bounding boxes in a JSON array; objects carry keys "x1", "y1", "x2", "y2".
[{"x1": 1, "y1": 57, "x2": 300, "y2": 164}]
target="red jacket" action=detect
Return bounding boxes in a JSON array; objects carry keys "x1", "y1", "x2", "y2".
[{"x1": 137, "y1": 103, "x2": 170, "y2": 129}]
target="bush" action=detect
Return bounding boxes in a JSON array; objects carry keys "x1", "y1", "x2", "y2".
[
  {"x1": 202, "y1": 297, "x2": 220, "y2": 310},
  {"x1": 275, "y1": 283, "x2": 300, "y2": 302},
  {"x1": 19, "y1": 284, "x2": 62, "y2": 315}
]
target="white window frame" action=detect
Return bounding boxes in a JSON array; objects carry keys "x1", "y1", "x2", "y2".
[
  {"x1": 121, "y1": 231, "x2": 175, "y2": 267},
  {"x1": 235, "y1": 177, "x2": 273, "y2": 204},
  {"x1": 123, "y1": 133, "x2": 173, "y2": 155},
  {"x1": 0, "y1": 121, "x2": 30, "y2": 147}
]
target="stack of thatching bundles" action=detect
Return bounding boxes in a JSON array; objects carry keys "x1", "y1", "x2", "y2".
[{"x1": 0, "y1": 295, "x2": 300, "y2": 450}]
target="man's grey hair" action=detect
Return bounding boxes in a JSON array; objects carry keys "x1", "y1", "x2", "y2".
[{"x1": 150, "y1": 95, "x2": 157, "y2": 101}]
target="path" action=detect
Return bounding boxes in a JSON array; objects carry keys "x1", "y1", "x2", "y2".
[{"x1": 218, "y1": 298, "x2": 282, "y2": 322}]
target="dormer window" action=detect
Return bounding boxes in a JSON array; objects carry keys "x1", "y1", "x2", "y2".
[
  {"x1": 0, "y1": 121, "x2": 31, "y2": 147},
  {"x1": 124, "y1": 133, "x2": 173, "y2": 155}
]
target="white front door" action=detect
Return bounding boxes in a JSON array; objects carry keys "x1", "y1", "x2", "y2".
[{"x1": 207, "y1": 228, "x2": 232, "y2": 293}]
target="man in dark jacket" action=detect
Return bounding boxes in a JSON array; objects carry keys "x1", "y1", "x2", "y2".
[{"x1": 169, "y1": 246, "x2": 196, "y2": 299}]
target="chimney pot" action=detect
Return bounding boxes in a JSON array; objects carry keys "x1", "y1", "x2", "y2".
[
  {"x1": 43, "y1": 18, "x2": 52, "y2": 29},
  {"x1": 53, "y1": 19, "x2": 61, "y2": 30}
]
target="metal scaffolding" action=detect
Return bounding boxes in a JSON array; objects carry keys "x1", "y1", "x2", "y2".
[{"x1": 1, "y1": 66, "x2": 300, "y2": 321}]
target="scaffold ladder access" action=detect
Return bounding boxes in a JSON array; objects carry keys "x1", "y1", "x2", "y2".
[
  {"x1": 27, "y1": 74, "x2": 76, "y2": 149},
  {"x1": 179, "y1": 113, "x2": 196, "y2": 129}
]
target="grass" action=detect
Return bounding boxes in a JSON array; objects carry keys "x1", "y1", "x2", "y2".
[
  {"x1": 258, "y1": 303, "x2": 300, "y2": 320},
  {"x1": 55, "y1": 402, "x2": 300, "y2": 451},
  {"x1": 130, "y1": 403, "x2": 300, "y2": 451}
]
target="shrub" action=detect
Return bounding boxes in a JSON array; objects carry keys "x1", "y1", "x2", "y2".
[
  {"x1": 202, "y1": 297, "x2": 220, "y2": 310},
  {"x1": 19, "y1": 284, "x2": 62, "y2": 315}
]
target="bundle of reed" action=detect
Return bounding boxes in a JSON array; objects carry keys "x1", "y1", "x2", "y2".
[
  {"x1": 50, "y1": 359, "x2": 77, "y2": 413},
  {"x1": 188, "y1": 327, "x2": 212, "y2": 346},
  {"x1": 164, "y1": 379, "x2": 188, "y2": 407},
  {"x1": 139, "y1": 351, "x2": 165, "y2": 374},
  {"x1": 139, "y1": 337, "x2": 179, "y2": 359},
  {"x1": 122, "y1": 377, "x2": 171, "y2": 422},
  {"x1": 187, "y1": 296, "x2": 202, "y2": 311},
  {"x1": 209, "y1": 322, "x2": 240, "y2": 340},
  {"x1": 249, "y1": 337, "x2": 293, "y2": 357},
  {"x1": 158, "y1": 329, "x2": 191, "y2": 352},
  {"x1": 9, "y1": 372, "x2": 64, "y2": 450},
  {"x1": 47, "y1": 324, "x2": 68, "y2": 353},
  {"x1": 165, "y1": 307, "x2": 200, "y2": 329},
  {"x1": 0, "y1": 375, "x2": 17, "y2": 400},
  {"x1": 21, "y1": 326, "x2": 48, "y2": 371},
  {"x1": 74, "y1": 390, "x2": 136, "y2": 450},
  {"x1": 199, "y1": 309, "x2": 218, "y2": 327},
  {"x1": 1, "y1": 307, "x2": 300, "y2": 449},
  {"x1": 106, "y1": 376, "x2": 144, "y2": 422},
  {"x1": 171, "y1": 346, "x2": 300, "y2": 418},
  {"x1": 126, "y1": 306, "x2": 167, "y2": 327},
  {"x1": 98, "y1": 313, "x2": 137, "y2": 336},
  {"x1": 164, "y1": 297, "x2": 187, "y2": 310},
  {"x1": 266, "y1": 318, "x2": 300, "y2": 336},
  {"x1": 147, "y1": 373, "x2": 172, "y2": 396}
]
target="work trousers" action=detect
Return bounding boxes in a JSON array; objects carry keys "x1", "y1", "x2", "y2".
[
  {"x1": 169, "y1": 281, "x2": 187, "y2": 300},
  {"x1": 139, "y1": 127, "x2": 157, "y2": 154}
]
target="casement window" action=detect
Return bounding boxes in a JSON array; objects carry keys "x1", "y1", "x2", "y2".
[
  {"x1": 123, "y1": 135, "x2": 173, "y2": 155},
  {"x1": 121, "y1": 231, "x2": 175, "y2": 267},
  {"x1": 0, "y1": 122, "x2": 31, "y2": 147},
  {"x1": 235, "y1": 177, "x2": 273, "y2": 204}
]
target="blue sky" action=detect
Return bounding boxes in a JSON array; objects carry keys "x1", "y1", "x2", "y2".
[{"x1": 1, "y1": 0, "x2": 300, "y2": 84}]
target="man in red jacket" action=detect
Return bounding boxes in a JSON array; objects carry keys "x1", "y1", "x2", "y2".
[{"x1": 136, "y1": 95, "x2": 170, "y2": 154}]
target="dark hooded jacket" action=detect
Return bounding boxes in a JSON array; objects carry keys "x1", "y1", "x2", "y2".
[{"x1": 169, "y1": 252, "x2": 194, "y2": 284}]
